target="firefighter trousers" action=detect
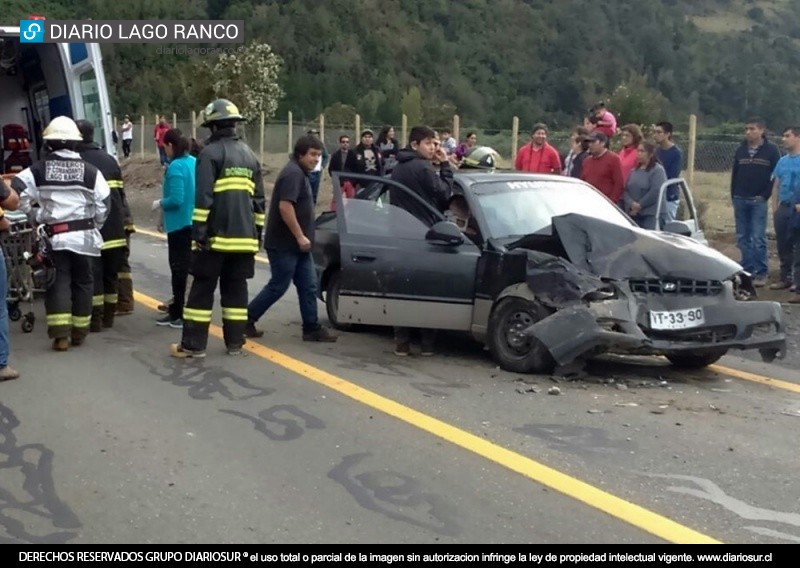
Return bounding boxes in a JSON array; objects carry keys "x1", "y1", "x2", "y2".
[
  {"x1": 46, "y1": 250, "x2": 94, "y2": 341},
  {"x1": 116, "y1": 234, "x2": 134, "y2": 313},
  {"x1": 91, "y1": 247, "x2": 125, "y2": 330},
  {"x1": 180, "y1": 250, "x2": 255, "y2": 352}
]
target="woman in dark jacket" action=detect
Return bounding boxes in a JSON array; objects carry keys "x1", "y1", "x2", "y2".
[{"x1": 376, "y1": 125, "x2": 400, "y2": 174}]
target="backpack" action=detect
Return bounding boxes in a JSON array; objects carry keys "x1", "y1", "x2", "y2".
[{"x1": 2, "y1": 124, "x2": 30, "y2": 151}]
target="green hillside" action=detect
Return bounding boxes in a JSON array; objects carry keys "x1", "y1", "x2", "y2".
[{"x1": 7, "y1": 0, "x2": 800, "y2": 129}]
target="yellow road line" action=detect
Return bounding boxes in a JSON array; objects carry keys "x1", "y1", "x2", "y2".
[
  {"x1": 134, "y1": 227, "x2": 269, "y2": 264},
  {"x1": 709, "y1": 364, "x2": 800, "y2": 393},
  {"x1": 133, "y1": 289, "x2": 720, "y2": 544}
]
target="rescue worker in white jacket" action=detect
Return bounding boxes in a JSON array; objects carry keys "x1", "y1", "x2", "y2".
[{"x1": 12, "y1": 116, "x2": 110, "y2": 351}]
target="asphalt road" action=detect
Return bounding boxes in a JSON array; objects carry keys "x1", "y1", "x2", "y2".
[{"x1": 2, "y1": 230, "x2": 800, "y2": 544}]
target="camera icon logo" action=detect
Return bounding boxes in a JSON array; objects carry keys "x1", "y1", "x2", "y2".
[{"x1": 20, "y1": 20, "x2": 45, "y2": 43}]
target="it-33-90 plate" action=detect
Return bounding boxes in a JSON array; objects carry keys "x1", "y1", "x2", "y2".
[{"x1": 649, "y1": 307, "x2": 705, "y2": 330}]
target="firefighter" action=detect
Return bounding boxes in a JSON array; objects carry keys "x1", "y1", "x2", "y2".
[
  {"x1": 115, "y1": 205, "x2": 136, "y2": 316},
  {"x1": 170, "y1": 98, "x2": 266, "y2": 358},
  {"x1": 13, "y1": 116, "x2": 109, "y2": 351},
  {"x1": 75, "y1": 119, "x2": 129, "y2": 331}
]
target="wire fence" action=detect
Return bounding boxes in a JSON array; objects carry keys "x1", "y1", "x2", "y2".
[{"x1": 119, "y1": 114, "x2": 747, "y2": 174}]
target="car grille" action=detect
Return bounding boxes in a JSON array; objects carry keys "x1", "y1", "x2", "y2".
[
  {"x1": 629, "y1": 279, "x2": 724, "y2": 296},
  {"x1": 649, "y1": 325, "x2": 737, "y2": 343}
]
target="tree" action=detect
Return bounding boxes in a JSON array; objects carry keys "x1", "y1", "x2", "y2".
[
  {"x1": 606, "y1": 75, "x2": 669, "y2": 127},
  {"x1": 323, "y1": 102, "x2": 357, "y2": 129},
  {"x1": 211, "y1": 42, "x2": 285, "y2": 122},
  {"x1": 400, "y1": 87, "x2": 424, "y2": 129}
]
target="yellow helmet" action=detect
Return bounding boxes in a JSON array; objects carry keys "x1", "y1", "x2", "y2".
[{"x1": 42, "y1": 116, "x2": 82, "y2": 141}]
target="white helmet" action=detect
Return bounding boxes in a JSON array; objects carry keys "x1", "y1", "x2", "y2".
[{"x1": 42, "y1": 116, "x2": 82, "y2": 141}]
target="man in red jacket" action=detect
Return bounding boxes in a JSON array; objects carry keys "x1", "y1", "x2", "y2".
[
  {"x1": 514, "y1": 123, "x2": 561, "y2": 174},
  {"x1": 580, "y1": 131, "x2": 624, "y2": 205}
]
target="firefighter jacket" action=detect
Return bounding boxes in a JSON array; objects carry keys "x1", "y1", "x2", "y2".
[
  {"x1": 14, "y1": 149, "x2": 109, "y2": 257},
  {"x1": 77, "y1": 142, "x2": 129, "y2": 251},
  {"x1": 193, "y1": 127, "x2": 265, "y2": 253}
]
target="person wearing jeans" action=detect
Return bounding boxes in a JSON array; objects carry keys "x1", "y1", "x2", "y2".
[
  {"x1": 153, "y1": 129, "x2": 196, "y2": 327},
  {"x1": 245, "y1": 135, "x2": 337, "y2": 342},
  {"x1": 770, "y1": 126, "x2": 800, "y2": 298},
  {"x1": 0, "y1": 177, "x2": 20, "y2": 381},
  {"x1": 731, "y1": 119, "x2": 781, "y2": 287}
]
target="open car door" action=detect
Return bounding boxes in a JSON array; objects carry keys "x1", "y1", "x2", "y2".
[
  {"x1": 331, "y1": 172, "x2": 481, "y2": 331},
  {"x1": 654, "y1": 177, "x2": 708, "y2": 245}
]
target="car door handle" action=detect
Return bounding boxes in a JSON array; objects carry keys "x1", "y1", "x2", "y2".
[{"x1": 351, "y1": 253, "x2": 376, "y2": 263}]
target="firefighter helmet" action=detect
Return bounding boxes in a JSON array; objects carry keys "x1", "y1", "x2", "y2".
[
  {"x1": 201, "y1": 98, "x2": 245, "y2": 127},
  {"x1": 461, "y1": 146, "x2": 501, "y2": 170},
  {"x1": 42, "y1": 116, "x2": 82, "y2": 141}
]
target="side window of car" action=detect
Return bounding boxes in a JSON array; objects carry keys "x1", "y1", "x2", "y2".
[{"x1": 342, "y1": 179, "x2": 438, "y2": 239}]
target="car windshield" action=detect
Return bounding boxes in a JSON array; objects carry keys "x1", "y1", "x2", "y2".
[{"x1": 471, "y1": 179, "x2": 633, "y2": 239}]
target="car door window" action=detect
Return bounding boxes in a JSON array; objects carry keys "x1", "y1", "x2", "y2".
[
  {"x1": 342, "y1": 194, "x2": 430, "y2": 239},
  {"x1": 340, "y1": 176, "x2": 444, "y2": 240}
]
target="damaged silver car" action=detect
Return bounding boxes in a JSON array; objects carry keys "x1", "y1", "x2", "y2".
[{"x1": 313, "y1": 172, "x2": 786, "y2": 374}]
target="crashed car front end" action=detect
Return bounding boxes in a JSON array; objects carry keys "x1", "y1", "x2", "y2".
[
  {"x1": 517, "y1": 213, "x2": 787, "y2": 367},
  {"x1": 527, "y1": 276, "x2": 786, "y2": 367}
]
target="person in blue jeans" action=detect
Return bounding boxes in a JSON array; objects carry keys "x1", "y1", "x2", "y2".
[
  {"x1": 730, "y1": 119, "x2": 781, "y2": 287},
  {"x1": 0, "y1": 177, "x2": 21, "y2": 381},
  {"x1": 245, "y1": 135, "x2": 337, "y2": 342},
  {"x1": 770, "y1": 126, "x2": 800, "y2": 299}
]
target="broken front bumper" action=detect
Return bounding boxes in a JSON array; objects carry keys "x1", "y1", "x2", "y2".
[{"x1": 524, "y1": 282, "x2": 786, "y2": 366}]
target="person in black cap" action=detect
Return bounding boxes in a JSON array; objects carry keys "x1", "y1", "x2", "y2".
[
  {"x1": 580, "y1": 130, "x2": 624, "y2": 205},
  {"x1": 353, "y1": 128, "x2": 383, "y2": 179}
]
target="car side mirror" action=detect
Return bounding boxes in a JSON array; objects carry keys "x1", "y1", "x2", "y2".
[
  {"x1": 663, "y1": 220, "x2": 692, "y2": 237},
  {"x1": 425, "y1": 221, "x2": 464, "y2": 246}
]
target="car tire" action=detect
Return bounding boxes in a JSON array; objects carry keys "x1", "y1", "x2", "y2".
[
  {"x1": 665, "y1": 348, "x2": 728, "y2": 369},
  {"x1": 487, "y1": 297, "x2": 555, "y2": 374},
  {"x1": 325, "y1": 270, "x2": 354, "y2": 331}
]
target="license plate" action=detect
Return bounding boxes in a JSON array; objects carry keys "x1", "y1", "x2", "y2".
[{"x1": 649, "y1": 307, "x2": 705, "y2": 330}]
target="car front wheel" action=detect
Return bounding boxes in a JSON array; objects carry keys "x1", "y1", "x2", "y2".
[
  {"x1": 488, "y1": 297, "x2": 555, "y2": 374},
  {"x1": 665, "y1": 348, "x2": 728, "y2": 369},
  {"x1": 325, "y1": 269, "x2": 354, "y2": 331}
]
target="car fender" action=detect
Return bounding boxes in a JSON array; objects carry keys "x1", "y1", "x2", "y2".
[{"x1": 495, "y1": 282, "x2": 538, "y2": 304}]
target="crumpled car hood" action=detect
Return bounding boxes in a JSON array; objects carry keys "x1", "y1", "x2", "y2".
[{"x1": 552, "y1": 213, "x2": 742, "y2": 281}]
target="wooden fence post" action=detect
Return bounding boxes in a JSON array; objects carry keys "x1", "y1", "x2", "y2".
[
  {"x1": 288, "y1": 111, "x2": 293, "y2": 155},
  {"x1": 401, "y1": 114, "x2": 408, "y2": 147},
  {"x1": 511, "y1": 116, "x2": 519, "y2": 163},
  {"x1": 191, "y1": 110, "x2": 197, "y2": 140},
  {"x1": 355, "y1": 114, "x2": 361, "y2": 141},
  {"x1": 140, "y1": 115, "x2": 145, "y2": 158},
  {"x1": 260, "y1": 112, "x2": 265, "y2": 164},
  {"x1": 453, "y1": 114, "x2": 460, "y2": 144},
  {"x1": 319, "y1": 113, "x2": 325, "y2": 143},
  {"x1": 687, "y1": 114, "x2": 697, "y2": 187},
  {"x1": 172, "y1": 112, "x2": 177, "y2": 129}
]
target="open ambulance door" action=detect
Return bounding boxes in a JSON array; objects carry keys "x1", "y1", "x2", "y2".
[{"x1": 59, "y1": 42, "x2": 115, "y2": 156}]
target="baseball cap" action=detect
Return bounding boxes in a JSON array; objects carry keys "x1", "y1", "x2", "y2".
[
  {"x1": 307, "y1": 128, "x2": 319, "y2": 135},
  {"x1": 585, "y1": 131, "x2": 608, "y2": 143},
  {"x1": 360, "y1": 129, "x2": 374, "y2": 137}
]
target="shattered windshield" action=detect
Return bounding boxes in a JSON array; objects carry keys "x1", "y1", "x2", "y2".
[{"x1": 472, "y1": 179, "x2": 633, "y2": 239}]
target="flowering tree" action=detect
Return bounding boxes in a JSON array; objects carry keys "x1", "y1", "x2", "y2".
[{"x1": 211, "y1": 42, "x2": 285, "y2": 121}]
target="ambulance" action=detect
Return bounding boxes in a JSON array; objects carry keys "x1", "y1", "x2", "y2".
[{"x1": 0, "y1": 16, "x2": 115, "y2": 176}]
